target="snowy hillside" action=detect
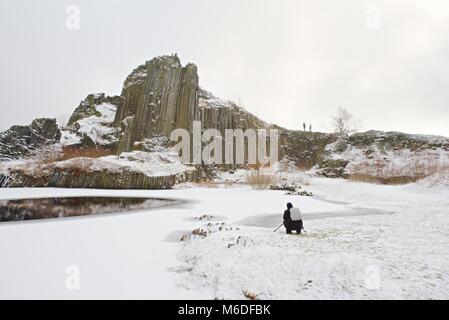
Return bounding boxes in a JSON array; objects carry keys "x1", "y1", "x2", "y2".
[{"x1": 321, "y1": 131, "x2": 449, "y2": 182}]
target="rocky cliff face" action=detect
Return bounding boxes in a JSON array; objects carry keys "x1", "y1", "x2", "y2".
[
  {"x1": 0, "y1": 118, "x2": 61, "y2": 161},
  {"x1": 279, "y1": 130, "x2": 337, "y2": 170},
  {"x1": 198, "y1": 88, "x2": 269, "y2": 133},
  {"x1": 114, "y1": 54, "x2": 199, "y2": 151}
]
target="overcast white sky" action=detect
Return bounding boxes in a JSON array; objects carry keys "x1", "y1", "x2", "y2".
[{"x1": 1, "y1": 0, "x2": 449, "y2": 136}]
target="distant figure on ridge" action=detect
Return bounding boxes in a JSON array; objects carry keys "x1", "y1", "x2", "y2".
[
  {"x1": 303, "y1": 122, "x2": 306, "y2": 131},
  {"x1": 283, "y1": 202, "x2": 304, "y2": 234},
  {"x1": 309, "y1": 124, "x2": 312, "y2": 132}
]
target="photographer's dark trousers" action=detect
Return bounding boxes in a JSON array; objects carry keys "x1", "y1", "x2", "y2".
[{"x1": 284, "y1": 220, "x2": 303, "y2": 234}]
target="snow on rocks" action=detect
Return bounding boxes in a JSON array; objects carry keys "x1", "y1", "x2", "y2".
[
  {"x1": 286, "y1": 190, "x2": 313, "y2": 197},
  {"x1": 70, "y1": 103, "x2": 118, "y2": 146},
  {"x1": 59, "y1": 130, "x2": 82, "y2": 146},
  {"x1": 194, "y1": 214, "x2": 215, "y2": 221},
  {"x1": 54, "y1": 150, "x2": 190, "y2": 178},
  {"x1": 269, "y1": 182, "x2": 314, "y2": 196},
  {"x1": 198, "y1": 88, "x2": 234, "y2": 110},
  {"x1": 269, "y1": 182, "x2": 300, "y2": 192},
  {"x1": 0, "y1": 148, "x2": 196, "y2": 189},
  {"x1": 179, "y1": 222, "x2": 238, "y2": 242},
  {"x1": 123, "y1": 66, "x2": 148, "y2": 90}
]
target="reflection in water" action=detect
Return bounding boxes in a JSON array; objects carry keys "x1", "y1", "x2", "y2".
[{"x1": 0, "y1": 197, "x2": 179, "y2": 222}]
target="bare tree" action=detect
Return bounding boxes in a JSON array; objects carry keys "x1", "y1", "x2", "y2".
[
  {"x1": 57, "y1": 114, "x2": 68, "y2": 129},
  {"x1": 332, "y1": 107, "x2": 358, "y2": 136}
]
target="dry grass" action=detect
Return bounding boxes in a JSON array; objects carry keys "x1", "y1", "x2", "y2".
[
  {"x1": 26, "y1": 146, "x2": 111, "y2": 166},
  {"x1": 348, "y1": 155, "x2": 449, "y2": 185},
  {"x1": 245, "y1": 169, "x2": 279, "y2": 189},
  {"x1": 349, "y1": 173, "x2": 421, "y2": 185},
  {"x1": 11, "y1": 147, "x2": 109, "y2": 177},
  {"x1": 59, "y1": 147, "x2": 112, "y2": 161},
  {"x1": 67, "y1": 157, "x2": 94, "y2": 172}
]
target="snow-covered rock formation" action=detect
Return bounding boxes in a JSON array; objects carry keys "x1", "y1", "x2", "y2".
[{"x1": 1, "y1": 54, "x2": 448, "y2": 188}]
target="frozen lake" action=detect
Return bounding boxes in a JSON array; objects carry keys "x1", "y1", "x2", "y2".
[{"x1": 0, "y1": 196, "x2": 181, "y2": 222}]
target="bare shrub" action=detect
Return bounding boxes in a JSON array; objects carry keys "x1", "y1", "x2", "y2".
[{"x1": 245, "y1": 170, "x2": 278, "y2": 189}]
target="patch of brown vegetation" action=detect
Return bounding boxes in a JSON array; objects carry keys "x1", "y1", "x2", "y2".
[
  {"x1": 242, "y1": 290, "x2": 258, "y2": 300},
  {"x1": 245, "y1": 169, "x2": 279, "y2": 189},
  {"x1": 59, "y1": 146, "x2": 112, "y2": 160},
  {"x1": 348, "y1": 174, "x2": 422, "y2": 185},
  {"x1": 348, "y1": 157, "x2": 449, "y2": 185}
]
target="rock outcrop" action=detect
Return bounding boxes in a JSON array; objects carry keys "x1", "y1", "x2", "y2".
[
  {"x1": 279, "y1": 130, "x2": 337, "y2": 170},
  {"x1": 0, "y1": 118, "x2": 61, "y2": 161},
  {"x1": 114, "y1": 54, "x2": 200, "y2": 151},
  {"x1": 0, "y1": 151, "x2": 202, "y2": 189},
  {"x1": 62, "y1": 93, "x2": 122, "y2": 149},
  {"x1": 68, "y1": 93, "x2": 122, "y2": 126},
  {"x1": 0, "y1": 168, "x2": 199, "y2": 189},
  {"x1": 198, "y1": 88, "x2": 269, "y2": 133},
  {"x1": 348, "y1": 130, "x2": 449, "y2": 151}
]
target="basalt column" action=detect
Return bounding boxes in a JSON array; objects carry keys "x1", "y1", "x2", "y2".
[{"x1": 114, "y1": 54, "x2": 199, "y2": 151}]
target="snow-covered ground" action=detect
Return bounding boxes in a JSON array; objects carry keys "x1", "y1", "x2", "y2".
[{"x1": 0, "y1": 177, "x2": 448, "y2": 299}]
